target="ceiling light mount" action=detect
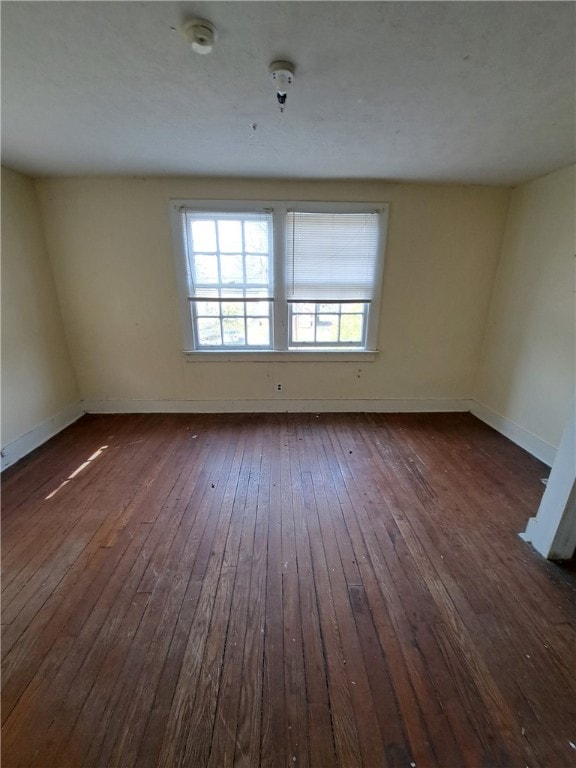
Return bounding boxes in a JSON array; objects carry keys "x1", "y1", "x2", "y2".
[
  {"x1": 269, "y1": 60, "x2": 295, "y2": 112},
  {"x1": 184, "y1": 18, "x2": 216, "y2": 54}
]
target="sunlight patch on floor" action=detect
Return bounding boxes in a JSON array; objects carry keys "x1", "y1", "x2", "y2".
[{"x1": 45, "y1": 445, "x2": 108, "y2": 500}]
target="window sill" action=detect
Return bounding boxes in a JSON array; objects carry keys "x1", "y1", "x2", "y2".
[{"x1": 183, "y1": 350, "x2": 377, "y2": 362}]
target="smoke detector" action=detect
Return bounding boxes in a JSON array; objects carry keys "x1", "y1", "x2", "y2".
[
  {"x1": 184, "y1": 18, "x2": 216, "y2": 54},
  {"x1": 269, "y1": 60, "x2": 295, "y2": 112}
]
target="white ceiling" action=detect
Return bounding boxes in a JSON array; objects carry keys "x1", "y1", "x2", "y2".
[{"x1": 2, "y1": 1, "x2": 574, "y2": 185}]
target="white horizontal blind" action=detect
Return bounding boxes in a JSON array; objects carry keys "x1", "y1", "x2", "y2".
[
  {"x1": 285, "y1": 211, "x2": 380, "y2": 302},
  {"x1": 184, "y1": 210, "x2": 273, "y2": 299}
]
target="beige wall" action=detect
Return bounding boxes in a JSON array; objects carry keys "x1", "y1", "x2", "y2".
[
  {"x1": 1, "y1": 168, "x2": 79, "y2": 446},
  {"x1": 5, "y1": 167, "x2": 571, "y2": 460},
  {"x1": 474, "y1": 165, "x2": 575, "y2": 450},
  {"x1": 35, "y1": 177, "x2": 510, "y2": 408}
]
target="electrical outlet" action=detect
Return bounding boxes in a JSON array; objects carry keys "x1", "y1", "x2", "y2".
[{"x1": 277, "y1": 383, "x2": 282, "y2": 391}]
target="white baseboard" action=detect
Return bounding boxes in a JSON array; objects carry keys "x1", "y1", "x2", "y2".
[
  {"x1": 470, "y1": 400, "x2": 556, "y2": 466},
  {"x1": 1, "y1": 401, "x2": 84, "y2": 472},
  {"x1": 83, "y1": 398, "x2": 472, "y2": 415}
]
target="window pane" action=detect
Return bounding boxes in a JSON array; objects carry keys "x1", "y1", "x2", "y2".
[
  {"x1": 292, "y1": 302, "x2": 315, "y2": 314},
  {"x1": 292, "y1": 313, "x2": 315, "y2": 343},
  {"x1": 218, "y1": 220, "x2": 243, "y2": 252},
  {"x1": 319, "y1": 303, "x2": 338, "y2": 313},
  {"x1": 340, "y1": 314, "x2": 363, "y2": 342},
  {"x1": 195, "y1": 301, "x2": 219, "y2": 316},
  {"x1": 194, "y1": 254, "x2": 219, "y2": 283},
  {"x1": 341, "y1": 303, "x2": 364, "y2": 313},
  {"x1": 247, "y1": 318, "x2": 270, "y2": 346},
  {"x1": 222, "y1": 318, "x2": 245, "y2": 345},
  {"x1": 197, "y1": 288, "x2": 220, "y2": 299},
  {"x1": 197, "y1": 317, "x2": 222, "y2": 346},
  {"x1": 221, "y1": 254, "x2": 244, "y2": 284},
  {"x1": 316, "y1": 314, "x2": 339, "y2": 342},
  {"x1": 223, "y1": 288, "x2": 247, "y2": 299},
  {"x1": 246, "y1": 254, "x2": 269, "y2": 284},
  {"x1": 244, "y1": 221, "x2": 268, "y2": 253},
  {"x1": 247, "y1": 301, "x2": 269, "y2": 316},
  {"x1": 221, "y1": 302, "x2": 244, "y2": 316},
  {"x1": 191, "y1": 220, "x2": 216, "y2": 252}
]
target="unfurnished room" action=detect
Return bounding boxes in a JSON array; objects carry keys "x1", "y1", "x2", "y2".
[{"x1": 1, "y1": 2, "x2": 575, "y2": 767}]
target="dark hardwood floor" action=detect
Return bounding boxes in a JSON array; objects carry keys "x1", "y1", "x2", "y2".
[{"x1": 2, "y1": 412, "x2": 575, "y2": 768}]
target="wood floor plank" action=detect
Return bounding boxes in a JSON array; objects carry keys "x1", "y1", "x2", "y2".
[
  {"x1": 1, "y1": 417, "x2": 194, "y2": 726},
  {"x1": 318, "y1": 428, "x2": 432, "y2": 764},
  {"x1": 336, "y1": 419, "x2": 531, "y2": 765},
  {"x1": 1, "y1": 415, "x2": 181, "y2": 662},
  {"x1": 178, "y1": 427, "x2": 259, "y2": 768},
  {"x1": 233, "y1": 423, "x2": 269, "y2": 768},
  {"x1": 54, "y1": 423, "x2": 241, "y2": 768},
  {"x1": 280, "y1": 422, "x2": 311, "y2": 768},
  {"x1": 103, "y1": 429, "x2": 247, "y2": 768},
  {"x1": 2, "y1": 412, "x2": 575, "y2": 768},
  {"x1": 304, "y1": 420, "x2": 390, "y2": 767},
  {"x1": 259, "y1": 418, "x2": 288, "y2": 768},
  {"x1": 324, "y1": 419, "x2": 466, "y2": 767},
  {"x1": 300, "y1": 469, "x2": 363, "y2": 767},
  {"x1": 290, "y1": 428, "x2": 338, "y2": 768},
  {"x1": 131, "y1": 432, "x2": 248, "y2": 768}
]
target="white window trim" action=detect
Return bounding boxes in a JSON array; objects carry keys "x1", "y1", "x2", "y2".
[
  {"x1": 182, "y1": 350, "x2": 377, "y2": 362},
  {"x1": 170, "y1": 199, "x2": 389, "y2": 358}
]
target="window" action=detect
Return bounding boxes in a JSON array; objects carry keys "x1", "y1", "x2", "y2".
[
  {"x1": 183, "y1": 211, "x2": 273, "y2": 349},
  {"x1": 290, "y1": 303, "x2": 367, "y2": 347},
  {"x1": 171, "y1": 200, "x2": 388, "y2": 356}
]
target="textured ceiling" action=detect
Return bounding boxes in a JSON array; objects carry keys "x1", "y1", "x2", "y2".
[{"x1": 1, "y1": 1, "x2": 575, "y2": 184}]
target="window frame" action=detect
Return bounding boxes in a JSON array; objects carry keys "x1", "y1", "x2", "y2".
[
  {"x1": 182, "y1": 209, "x2": 275, "y2": 350},
  {"x1": 170, "y1": 199, "x2": 389, "y2": 359}
]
